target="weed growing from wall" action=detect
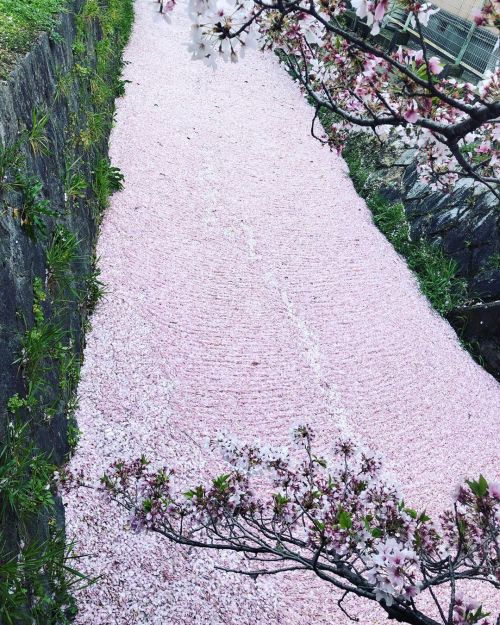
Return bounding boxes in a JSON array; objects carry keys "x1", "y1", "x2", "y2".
[
  {"x1": 64, "y1": 158, "x2": 88, "y2": 201},
  {"x1": 17, "y1": 176, "x2": 56, "y2": 241},
  {"x1": 93, "y1": 158, "x2": 124, "y2": 213},
  {"x1": 80, "y1": 255, "x2": 105, "y2": 319},
  {"x1": 27, "y1": 108, "x2": 50, "y2": 157},
  {"x1": 0, "y1": 141, "x2": 57, "y2": 242},
  {"x1": 46, "y1": 227, "x2": 79, "y2": 296}
]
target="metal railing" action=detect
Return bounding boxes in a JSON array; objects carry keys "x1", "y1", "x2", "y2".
[{"x1": 384, "y1": 3, "x2": 499, "y2": 79}]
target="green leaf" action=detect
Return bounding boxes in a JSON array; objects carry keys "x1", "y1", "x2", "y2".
[
  {"x1": 274, "y1": 493, "x2": 290, "y2": 510},
  {"x1": 313, "y1": 455, "x2": 327, "y2": 468},
  {"x1": 212, "y1": 473, "x2": 231, "y2": 491},
  {"x1": 371, "y1": 528, "x2": 383, "y2": 538},
  {"x1": 338, "y1": 510, "x2": 352, "y2": 530},
  {"x1": 415, "y1": 64, "x2": 427, "y2": 79},
  {"x1": 477, "y1": 474, "x2": 488, "y2": 497},
  {"x1": 184, "y1": 485, "x2": 204, "y2": 500},
  {"x1": 467, "y1": 475, "x2": 488, "y2": 498},
  {"x1": 405, "y1": 508, "x2": 418, "y2": 519},
  {"x1": 471, "y1": 606, "x2": 490, "y2": 623}
]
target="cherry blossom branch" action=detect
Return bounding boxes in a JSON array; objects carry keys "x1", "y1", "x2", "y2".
[
  {"x1": 181, "y1": 0, "x2": 499, "y2": 192},
  {"x1": 99, "y1": 426, "x2": 500, "y2": 625}
]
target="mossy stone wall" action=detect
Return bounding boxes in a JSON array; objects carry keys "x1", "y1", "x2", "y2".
[{"x1": 0, "y1": 0, "x2": 132, "y2": 621}]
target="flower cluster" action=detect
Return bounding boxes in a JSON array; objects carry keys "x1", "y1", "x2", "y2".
[
  {"x1": 102, "y1": 425, "x2": 500, "y2": 625},
  {"x1": 365, "y1": 538, "x2": 419, "y2": 605},
  {"x1": 262, "y1": 9, "x2": 499, "y2": 191},
  {"x1": 452, "y1": 592, "x2": 494, "y2": 625},
  {"x1": 187, "y1": 0, "x2": 259, "y2": 66}
]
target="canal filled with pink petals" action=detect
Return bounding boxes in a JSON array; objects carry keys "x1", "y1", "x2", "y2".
[{"x1": 65, "y1": 1, "x2": 500, "y2": 623}]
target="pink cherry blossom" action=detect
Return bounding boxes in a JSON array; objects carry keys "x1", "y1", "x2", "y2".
[
  {"x1": 403, "y1": 100, "x2": 420, "y2": 123},
  {"x1": 427, "y1": 56, "x2": 442, "y2": 74},
  {"x1": 489, "y1": 481, "x2": 500, "y2": 500}
]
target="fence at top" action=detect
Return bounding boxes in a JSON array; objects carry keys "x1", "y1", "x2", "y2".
[{"x1": 384, "y1": 2, "x2": 499, "y2": 80}]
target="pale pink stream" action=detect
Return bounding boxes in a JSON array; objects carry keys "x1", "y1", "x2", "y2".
[{"x1": 65, "y1": 1, "x2": 500, "y2": 623}]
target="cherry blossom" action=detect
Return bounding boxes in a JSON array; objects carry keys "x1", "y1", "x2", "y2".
[{"x1": 158, "y1": 0, "x2": 499, "y2": 195}]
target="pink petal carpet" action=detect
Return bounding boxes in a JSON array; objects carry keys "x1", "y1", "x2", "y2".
[{"x1": 65, "y1": 1, "x2": 500, "y2": 623}]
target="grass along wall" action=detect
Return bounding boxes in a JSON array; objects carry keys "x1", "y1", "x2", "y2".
[{"x1": 0, "y1": 0, "x2": 133, "y2": 621}]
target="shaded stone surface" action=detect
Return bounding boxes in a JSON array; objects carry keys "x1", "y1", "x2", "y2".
[
  {"x1": 448, "y1": 301, "x2": 500, "y2": 375},
  {"x1": 402, "y1": 168, "x2": 499, "y2": 378}
]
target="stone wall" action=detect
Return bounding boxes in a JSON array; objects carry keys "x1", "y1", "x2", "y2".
[
  {"x1": 0, "y1": 0, "x2": 132, "y2": 620},
  {"x1": 1, "y1": 0, "x2": 94, "y2": 460}
]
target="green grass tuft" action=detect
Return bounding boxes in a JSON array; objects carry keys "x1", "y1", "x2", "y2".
[
  {"x1": 46, "y1": 226, "x2": 79, "y2": 294},
  {"x1": 28, "y1": 107, "x2": 51, "y2": 156},
  {"x1": 93, "y1": 158, "x2": 124, "y2": 214},
  {"x1": 17, "y1": 175, "x2": 56, "y2": 241}
]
